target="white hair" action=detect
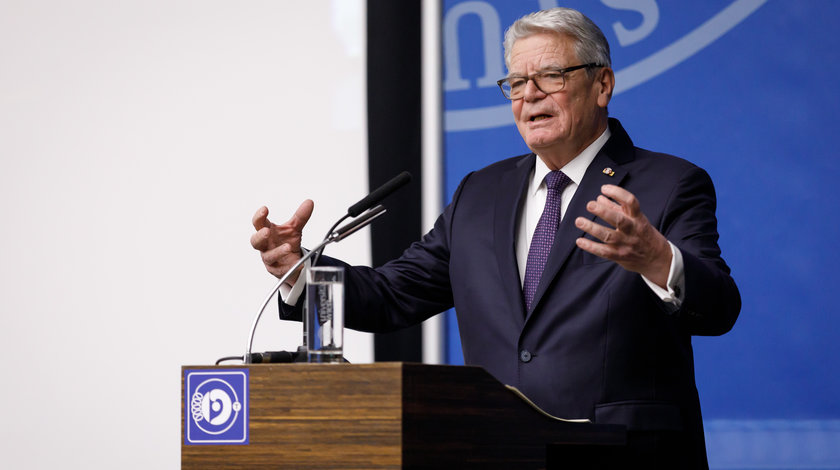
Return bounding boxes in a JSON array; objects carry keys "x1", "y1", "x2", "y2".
[{"x1": 503, "y1": 7, "x2": 612, "y2": 73}]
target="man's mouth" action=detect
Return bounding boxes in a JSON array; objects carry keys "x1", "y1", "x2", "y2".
[{"x1": 530, "y1": 114, "x2": 552, "y2": 122}]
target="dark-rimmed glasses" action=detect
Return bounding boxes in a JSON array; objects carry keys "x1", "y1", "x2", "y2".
[{"x1": 496, "y1": 63, "x2": 602, "y2": 100}]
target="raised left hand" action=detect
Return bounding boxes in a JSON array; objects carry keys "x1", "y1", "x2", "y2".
[{"x1": 574, "y1": 184, "x2": 672, "y2": 288}]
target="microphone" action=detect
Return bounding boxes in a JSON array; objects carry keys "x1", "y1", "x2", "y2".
[
  {"x1": 312, "y1": 171, "x2": 411, "y2": 267},
  {"x1": 331, "y1": 205, "x2": 387, "y2": 242},
  {"x1": 347, "y1": 171, "x2": 411, "y2": 217}
]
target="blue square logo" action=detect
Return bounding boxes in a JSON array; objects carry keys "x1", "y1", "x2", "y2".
[{"x1": 184, "y1": 369, "x2": 248, "y2": 445}]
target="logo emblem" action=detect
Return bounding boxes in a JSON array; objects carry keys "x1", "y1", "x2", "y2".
[{"x1": 184, "y1": 369, "x2": 248, "y2": 445}]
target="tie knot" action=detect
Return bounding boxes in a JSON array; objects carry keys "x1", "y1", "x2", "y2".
[{"x1": 544, "y1": 170, "x2": 570, "y2": 191}]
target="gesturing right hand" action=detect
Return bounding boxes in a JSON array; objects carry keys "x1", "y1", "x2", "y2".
[{"x1": 250, "y1": 200, "x2": 314, "y2": 284}]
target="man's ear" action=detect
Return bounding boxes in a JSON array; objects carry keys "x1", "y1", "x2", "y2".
[{"x1": 596, "y1": 67, "x2": 615, "y2": 108}]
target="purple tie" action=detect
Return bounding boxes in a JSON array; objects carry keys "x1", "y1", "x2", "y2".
[{"x1": 523, "y1": 170, "x2": 571, "y2": 310}]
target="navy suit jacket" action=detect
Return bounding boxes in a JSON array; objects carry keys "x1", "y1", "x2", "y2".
[{"x1": 283, "y1": 118, "x2": 740, "y2": 466}]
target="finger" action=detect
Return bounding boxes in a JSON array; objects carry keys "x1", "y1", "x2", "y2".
[
  {"x1": 585, "y1": 198, "x2": 625, "y2": 231},
  {"x1": 250, "y1": 227, "x2": 272, "y2": 251},
  {"x1": 252, "y1": 206, "x2": 271, "y2": 231},
  {"x1": 600, "y1": 184, "x2": 641, "y2": 217},
  {"x1": 260, "y1": 245, "x2": 283, "y2": 267},
  {"x1": 595, "y1": 194, "x2": 640, "y2": 233},
  {"x1": 575, "y1": 216, "x2": 620, "y2": 244},
  {"x1": 575, "y1": 236, "x2": 617, "y2": 261},
  {"x1": 596, "y1": 194, "x2": 620, "y2": 209},
  {"x1": 261, "y1": 244, "x2": 304, "y2": 277},
  {"x1": 260, "y1": 242, "x2": 295, "y2": 265},
  {"x1": 597, "y1": 195, "x2": 629, "y2": 228},
  {"x1": 282, "y1": 199, "x2": 314, "y2": 232}
]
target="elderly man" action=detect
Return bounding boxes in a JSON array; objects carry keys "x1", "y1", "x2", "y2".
[{"x1": 252, "y1": 7, "x2": 739, "y2": 468}]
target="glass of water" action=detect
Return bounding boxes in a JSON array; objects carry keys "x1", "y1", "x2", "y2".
[{"x1": 305, "y1": 266, "x2": 344, "y2": 363}]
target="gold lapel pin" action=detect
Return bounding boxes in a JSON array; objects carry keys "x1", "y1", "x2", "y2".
[{"x1": 602, "y1": 167, "x2": 615, "y2": 177}]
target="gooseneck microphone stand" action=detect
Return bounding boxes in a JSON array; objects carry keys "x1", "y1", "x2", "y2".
[{"x1": 243, "y1": 205, "x2": 387, "y2": 364}]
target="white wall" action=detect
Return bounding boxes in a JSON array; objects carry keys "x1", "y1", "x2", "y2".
[{"x1": 0, "y1": 1, "x2": 370, "y2": 468}]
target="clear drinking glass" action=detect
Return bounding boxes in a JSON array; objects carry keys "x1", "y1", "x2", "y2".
[{"x1": 305, "y1": 266, "x2": 344, "y2": 363}]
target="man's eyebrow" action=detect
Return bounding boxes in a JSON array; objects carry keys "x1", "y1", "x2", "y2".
[{"x1": 506, "y1": 65, "x2": 566, "y2": 77}]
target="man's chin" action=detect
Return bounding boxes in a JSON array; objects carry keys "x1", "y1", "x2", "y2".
[{"x1": 524, "y1": 135, "x2": 564, "y2": 153}]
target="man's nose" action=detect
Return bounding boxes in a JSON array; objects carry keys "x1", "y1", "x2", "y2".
[{"x1": 523, "y1": 78, "x2": 546, "y2": 101}]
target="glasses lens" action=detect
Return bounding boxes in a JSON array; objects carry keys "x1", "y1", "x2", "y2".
[
  {"x1": 499, "y1": 77, "x2": 527, "y2": 100},
  {"x1": 534, "y1": 71, "x2": 565, "y2": 94},
  {"x1": 509, "y1": 78, "x2": 528, "y2": 99},
  {"x1": 499, "y1": 71, "x2": 568, "y2": 100}
]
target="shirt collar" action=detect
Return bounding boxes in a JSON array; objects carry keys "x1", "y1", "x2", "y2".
[{"x1": 530, "y1": 127, "x2": 612, "y2": 195}]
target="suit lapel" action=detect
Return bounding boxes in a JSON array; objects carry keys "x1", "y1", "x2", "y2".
[
  {"x1": 525, "y1": 122, "x2": 634, "y2": 319},
  {"x1": 494, "y1": 154, "x2": 534, "y2": 323}
]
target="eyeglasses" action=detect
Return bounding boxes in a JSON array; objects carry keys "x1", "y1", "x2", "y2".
[{"x1": 496, "y1": 63, "x2": 602, "y2": 100}]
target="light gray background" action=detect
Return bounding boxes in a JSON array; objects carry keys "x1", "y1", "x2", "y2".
[{"x1": 0, "y1": 1, "x2": 371, "y2": 467}]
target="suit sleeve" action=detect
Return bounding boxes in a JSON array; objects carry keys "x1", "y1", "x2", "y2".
[{"x1": 659, "y1": 166, "x2": 741, "y2": 335}]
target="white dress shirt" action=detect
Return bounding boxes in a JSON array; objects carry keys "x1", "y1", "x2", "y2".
[{"x1": 515, "y1": 128, "x2": 685, "y2": 309}]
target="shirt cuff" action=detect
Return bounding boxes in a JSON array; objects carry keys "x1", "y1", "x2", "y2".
[
  {"x1": 279, "y1": 249, "x2": 310, "y2": 306},
  {"x1": 641, "y1": 241, "x2": 685, "y2": 312}
]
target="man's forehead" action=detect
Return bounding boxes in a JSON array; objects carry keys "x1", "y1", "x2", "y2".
[{"x1": 509, "y1": 33, "x2": 578, "y2": 71}]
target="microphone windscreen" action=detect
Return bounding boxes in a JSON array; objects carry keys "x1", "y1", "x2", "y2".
[{"x1": 347, "y1": 171, "x2": 411, "y2": 217}]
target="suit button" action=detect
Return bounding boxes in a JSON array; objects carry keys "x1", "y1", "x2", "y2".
[{"x1": 519, "y1": 349, "x2": 532, "y2": 363}]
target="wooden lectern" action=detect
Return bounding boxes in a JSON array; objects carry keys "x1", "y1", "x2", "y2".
[{"x1": 182, "y1": 363, "x2": 625, "y2": 469}]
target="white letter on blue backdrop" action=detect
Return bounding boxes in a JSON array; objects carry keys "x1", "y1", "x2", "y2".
[
  {"x1": 601, "y1": 0, "x2": 660, "y2": 46},
  {"x1": 443, "y1": 1, "x2": 504, "y2": 91}
]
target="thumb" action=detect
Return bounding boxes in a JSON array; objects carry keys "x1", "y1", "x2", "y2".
[{"x1": 285, "y1": 199, "x2": 314, "y2": 232}]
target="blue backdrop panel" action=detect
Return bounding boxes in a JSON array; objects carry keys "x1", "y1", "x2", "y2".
[{"x1": 441, "y1": 1, "x2": 840, "y2": 467}]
